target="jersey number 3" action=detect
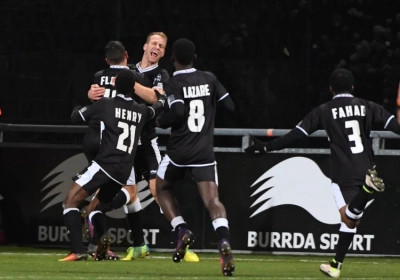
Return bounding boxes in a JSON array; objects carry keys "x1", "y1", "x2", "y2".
[
  {"x1": 188, "y1": 100, "x2": 205, "y2": 132},
  {"x1": 117, "y1": 122, "x2": 136, "y2": 154},
  {"x1": 345, "y1": 120, "x2": 364, "y2": 154}
]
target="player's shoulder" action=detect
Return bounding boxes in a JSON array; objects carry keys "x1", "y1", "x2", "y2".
[{"x1": 93, "y1": 68, "x2": 107, "y2": 77}]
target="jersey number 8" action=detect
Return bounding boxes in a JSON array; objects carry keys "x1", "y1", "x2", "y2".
[{"x1": 188, "y1": 100, "x2": 205, "y2": 132}]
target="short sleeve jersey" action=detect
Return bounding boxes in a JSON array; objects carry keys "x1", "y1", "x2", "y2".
[
  {"x1": 296, "y1": 93, "x2": 394, "y2": 185},
  {"x1": 77, "y1": 95, "x2": 155, "y2": 183},
  {"x1": 163, "y1": 68, "x2": 229, "y2": 165}
]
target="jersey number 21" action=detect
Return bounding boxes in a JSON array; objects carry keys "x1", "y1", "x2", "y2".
[{"x1": 117, "y1": 122, "x2": 136, "y2": 154}]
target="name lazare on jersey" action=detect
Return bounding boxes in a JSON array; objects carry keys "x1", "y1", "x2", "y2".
[
  {"x1": 115, "y1": 108, "x2": 142, "y2": 123},
  {"x1": 331, "y1": 105, "x2": 366, "y2": 119},
  {"x1": 183, "y1": 84, "x2": 210, "y2": 98}
]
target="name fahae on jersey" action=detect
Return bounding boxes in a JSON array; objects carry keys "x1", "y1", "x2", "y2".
[
  {"x1": 74, "y1": 94, "x2": 156, "y2": 183},
  {"x1": 164, "y1": 69, "x2": 228, "y2": 165},
  {"x1": 297, "y1": 93, "x2": 393, "y2": 186}
]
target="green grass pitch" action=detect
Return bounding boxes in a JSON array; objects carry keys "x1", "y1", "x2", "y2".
[{"x1": 0, "y1": 246, "x2": 399, "y2": 279}]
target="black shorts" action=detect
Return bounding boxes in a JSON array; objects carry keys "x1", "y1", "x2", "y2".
[
  {"x1": 331, "y1": 183, "x2": 374, "y2": 209},
  {"x1": 73, "y1": 161, "x2": 136, "y2": 202},
  {"x1": 157, "y1": 155, "x2": 218, "y2": 183},
  {"x1": 134, "y1": 138, "x2": 161, "y2": 181}
]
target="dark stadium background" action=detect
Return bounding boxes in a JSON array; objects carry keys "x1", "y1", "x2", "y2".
[{"x1": 1, "y1": 0, "x2": 400, "y2": 140}]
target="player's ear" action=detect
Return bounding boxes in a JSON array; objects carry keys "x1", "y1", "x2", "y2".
[
  {"x1": 105, "y1": 58, "x2": 110, "y2": 65},
  {"x1": 125, "y1": 51, "x2": 129, "y2": 60},
  {"x1": 193, "y1": 54, "x2": 197, "y2": 60}
]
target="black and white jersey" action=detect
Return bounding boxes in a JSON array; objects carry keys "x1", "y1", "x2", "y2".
[
  {"x1": 131, "y1": 63, "x2": 170, "y2": 144},
  {"x1": 163, "y1": 68, "x2": 230, "y2": 165},
  {"x1": 90, "y1": 66, "x2": 145, "y2": 129},
  {"x1": 134, "y1": 63, "x2": 170, "y2": 88},
  {"x1": 296, "y1": 93, "x2": 394, "y2": 186},
  {"x1": 75, "y1": 94, "x2": 155, "y2": 183}
]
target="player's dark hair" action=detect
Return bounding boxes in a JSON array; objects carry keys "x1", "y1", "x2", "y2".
[
  {"x1": 105, "y1": 41, "x2": 126, "y2": 64},
  {"x1": 171, "y1": 38, "x2": 195, "y2": 66},
  {"x1": 329, "y1": 68, "x2": 354, "y2": 94},
  {"x1": 115, "y1": 69, "x2": 135, "y2": 95}
]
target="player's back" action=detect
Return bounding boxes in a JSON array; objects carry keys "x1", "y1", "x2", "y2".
[
  {"x1": 319, "y1": 94, "x2": 387, "y2": 185},
  {"x1": 165, "y1": 69, "x2": 223, "y2": 165},
  {"x1": 94, "y1": 95, "x2": 151, "y2": 180}
]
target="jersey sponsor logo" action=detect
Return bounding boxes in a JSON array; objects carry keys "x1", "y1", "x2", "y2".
[
  {"x1": 40, "y1": 153, "x2": 154, "y2": 217},
  {"x1": 249, "y1": 157, "x2": 340, "y2": 225},
  {"x1": 153, "y1": 74, "x2": 162, "y2": 85}
]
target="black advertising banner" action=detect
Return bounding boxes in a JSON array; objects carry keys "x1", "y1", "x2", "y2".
[{"x1": 1, "y1": 147, "x2": 399, "y2": 255}]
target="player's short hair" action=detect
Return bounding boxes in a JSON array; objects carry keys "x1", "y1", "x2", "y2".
[
  {"x1": 330, "y1": 68, "x2": 354, "y2": 94},
  {"x1": 146, "y1": 32, "x2": 168, "y2": 46},
  {"x1": 105, "y1": 41, "x2": 126, "y2": 64},
  {"x1": 172, "y1": 38, "x2": 195, "y2": 66},
  {"x1": 115, "y1": 69, "x2": 135, "y2": 95}
]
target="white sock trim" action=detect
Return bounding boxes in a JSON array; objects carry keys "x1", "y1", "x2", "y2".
[
  {"x1": 63, "y1": 208, "x2": 79, "y2": 215},
  {"x1": 88, "y1": 210, "x2": 102, "y2": 222},
  {"x1": 123, "y1": 197, "x2": 142, "y2": 214},
  {"x1": 171, "y1": 216, "x2": 185, "y2": 230},
  {"x1": 121, "y1": 188, "x2": 131, "y2": 205},
  {"x1": 339, "y1": 222, "x2": 357, "y2": 233},
  {"x1": 212, "y1": 218, "x2": 229, "y2": 231},
  {"x1": 345, "y1": 206, "x2": 364, "y2": 220}
]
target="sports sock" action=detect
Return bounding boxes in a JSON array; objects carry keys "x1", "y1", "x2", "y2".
[
  {"x1": 334, "y1": 223, "x2": 356, "y2": 263},
  {"x1": 63, "y1": 208, "x2": 85, "y2": 253},
  {"x1": 90, "y1": 211, "x2": 107, "y2": 239},
  {"x1": 126, "y1": 211, "x2": 145, "y2": 246},
  {"x1": 347, "y1": 186, "x2": 373, "y2": 217},
  {"x1": 112, "y1": 188, "x2": 130, "y2": 209},
  {"x1": 124, "y1": 198, "x2": 145, "y2": 247},
  {"x1": 212, "y1": 218, "x2": 230, "y2": 241}
]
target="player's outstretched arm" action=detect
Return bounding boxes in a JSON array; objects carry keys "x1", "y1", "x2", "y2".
[
  {"x1": 245, "y1": 128, "x2": 307, "y2": 156},
  {"x1": 135, "y1": 82, "x2": 163, "y2": 104},
  {"x1": 71, "y1": 106, "x2": 84, "y2": 123},
  {"x1": 385, "y1": 116, "x2": 400, "y2": 134}
]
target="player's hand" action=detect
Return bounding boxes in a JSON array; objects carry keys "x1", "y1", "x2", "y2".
[
  {"x1": 154, "y1": 89, "x2": 167, "y2": 105},
  {"x1": 88, "y1": 84, "x2": 105, "y2": 101},
  {"x1": 152, "y1": 86, "x2": 165, "y2": 95},
  {"x1": 245, "y1": 136, "x2": 267, "y2": 156}
]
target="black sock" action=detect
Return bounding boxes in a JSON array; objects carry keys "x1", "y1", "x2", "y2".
[
  {"x1": 175, "y1": 223, "x2": 187, "y2": 232},
  {"x1": 347, "y1": 187, "x2": 372, "y2": 216},
  {"x1": 126, "y1": 211, "x2": 145, "y2": 247},
  {"x1": 334, "y1": 231, "x2": 354, "y2": 264},
  {"x1": 64, "y1": 209, "x2": 85, "y2": 253},
  {"x1": 216, "y1": 226, "x2": 230, "y2": 241},
  {"x1": 112, "y1": 190, "x2": 128, "y2": 209},
  {"x1": 91, "y1": 212, "x2": 107, "y2": 240}
]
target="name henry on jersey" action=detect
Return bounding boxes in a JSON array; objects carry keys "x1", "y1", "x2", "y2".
[
  {"x1": 331, "y1": 105, "x2": 366, "y2": 119},
  {"x1": 183, "y1": 84, "x2": 210, "y2": 98},
  {"x1": 115, "y1": 108, "x2": 142, "y2": 122}
]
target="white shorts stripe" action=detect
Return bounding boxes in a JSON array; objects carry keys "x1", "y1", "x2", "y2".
[{"x1": 331, "y1": 182, "x2": 346, "y2": 210}]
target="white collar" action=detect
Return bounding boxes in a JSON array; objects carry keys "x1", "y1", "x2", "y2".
[
  {"x1": 173, "y1": 68, "x2": 196, "y2": 76},
  {"x1": 135, "y1": 62, "x2": 159, "y2": 73},
  {"x1": 333, "y1": 93, "x2": 353, "y2": 99},
  {"x1": 110, "y1": 65, "x2": 129, "y2": 69}
]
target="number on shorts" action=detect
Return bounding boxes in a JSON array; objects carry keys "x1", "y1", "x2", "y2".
[
  {"x1": 116, "y1": 122, "x2": 136, "y2": 154},
  {"x1": 188, "y1": 100, "x2": 205, "y2": 132},
  {"x1": 345, "y1": 120, "x2": 364, "y2": 154}
]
